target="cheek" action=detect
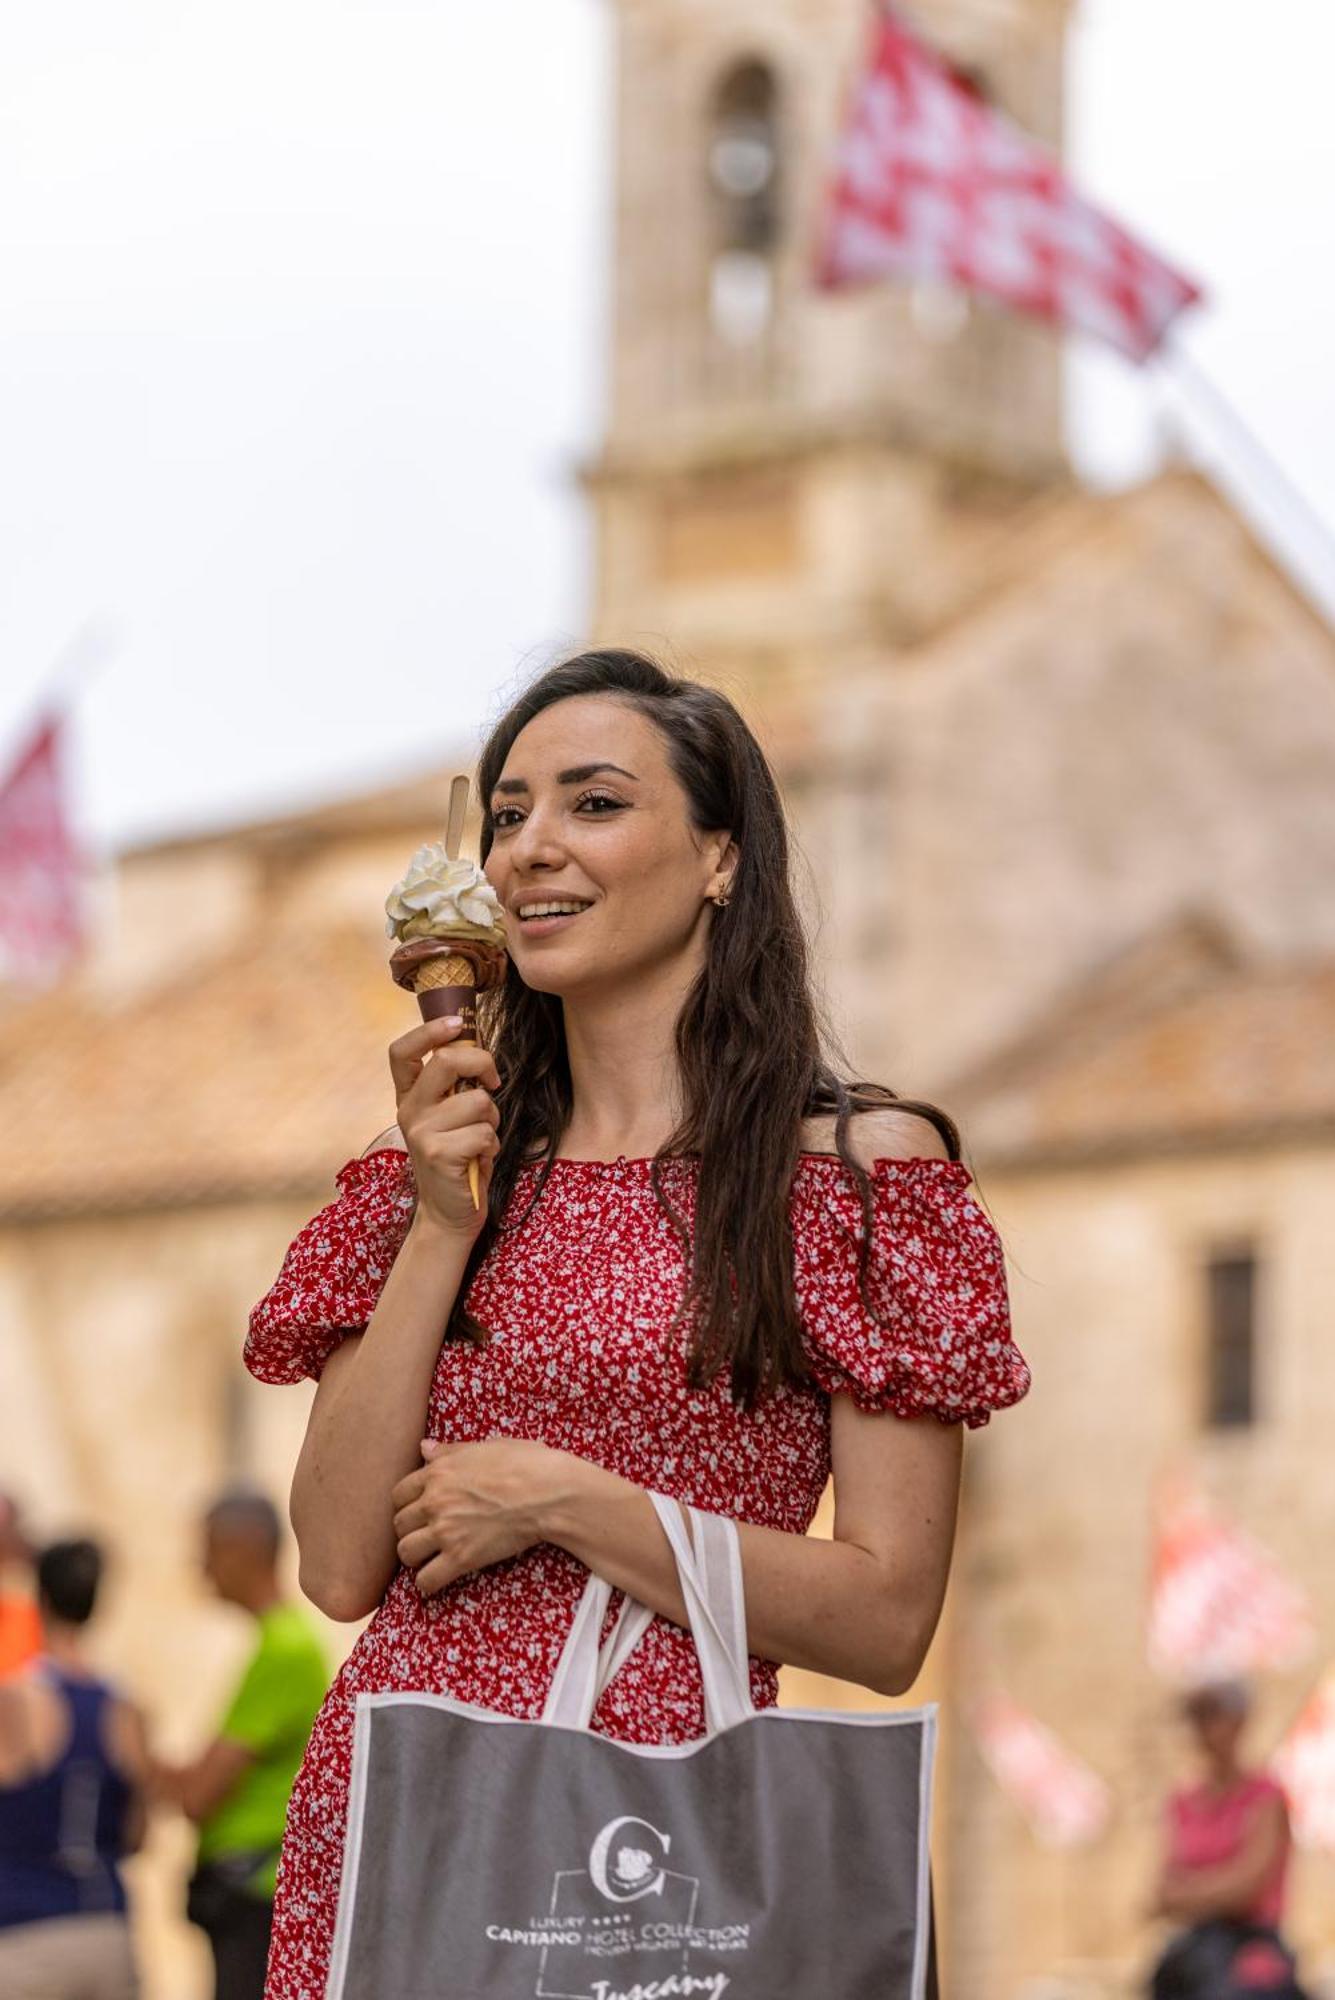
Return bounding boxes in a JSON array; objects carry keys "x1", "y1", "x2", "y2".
[
  {"x1": 604, "y1": 823, "x2": 704, "y2": 907},
  {"x1": 613, "y1": 867, "x2": 704, "y2": 947}
]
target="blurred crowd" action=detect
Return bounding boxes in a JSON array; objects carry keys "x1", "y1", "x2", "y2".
[
  {"x1": 0, "y1": 1489, "x2": 326, "y2": 2000},
  {"x1": 0, "y1": 1481, "x2": 1315, "y2": 2000}
]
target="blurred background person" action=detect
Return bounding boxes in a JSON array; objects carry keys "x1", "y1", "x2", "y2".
[
  {"x1": 1150, "y1": 1679, "x2": 1307, "y2": 2000},
  {"x1": 0, "y1": 1537, "x2": 148, "y2": 1998},
  {"x1": 152, "y1": 1489, "x2": 325, "y2": 2000},
  {"x1": 0, "y1": 1494, "x2": 41, "y2": 1683}
]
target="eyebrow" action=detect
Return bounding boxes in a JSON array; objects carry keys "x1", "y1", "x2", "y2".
[{"x1": 493, "y1": 762, "x2": 640, "y2": 796}]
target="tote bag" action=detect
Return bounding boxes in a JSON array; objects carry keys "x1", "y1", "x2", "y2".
[{"x1": 326, "y1": 1495, "x2": 937, "y2": 2000}]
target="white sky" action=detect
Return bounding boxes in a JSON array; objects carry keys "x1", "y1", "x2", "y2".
[{"x1": 2, "y1": 0, "x2": 1332, "y2": 851}]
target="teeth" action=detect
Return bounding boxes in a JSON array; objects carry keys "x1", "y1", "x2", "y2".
[{"x1": 518, "y1": 901, "x2": 590, "y2": 919}]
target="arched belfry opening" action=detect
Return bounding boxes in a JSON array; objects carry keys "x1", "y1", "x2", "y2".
[{"x1": 705, "y1": 57, "x2": 783, "y2": 363}]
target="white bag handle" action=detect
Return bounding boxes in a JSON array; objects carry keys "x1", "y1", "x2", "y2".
[
  {"x1": 541, "y1": 1497, "x2": 754, "y2": 1735},
  {"x1": 649, "y1": 1495, "x2": 753, "y2": 1734}
]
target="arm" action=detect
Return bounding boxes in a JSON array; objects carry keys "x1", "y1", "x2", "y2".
[
  {"x1": 0, "y1": 1683, "x2": 26, "y2": 1785},
  {"x1": 103, "y1": 1697, "x2": 153, "y2": 1853},
  {"x1": 151, "y1": 1737, "x2": 255, "y2": 1826},
  {"x1": 291, "y1": 1220, "x2": 474, "y2": 1620},
  {"x1": 290, "y1": 1017, "x2": 502, "y2": 1621},
  {"x1": 543, "y1": 1401, "x2": 960, "y2": 1695},
  {"x1": 1157, "y1": 1791, "x2": 1289, "y2": 1923},
  {"x1": 394, "y1": 1408, "x2": 959, "y2": 1696}
]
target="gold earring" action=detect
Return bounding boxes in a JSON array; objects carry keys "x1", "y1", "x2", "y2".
[{"x1": 712, "y1": 884, "x2": 732, "y2": 908}]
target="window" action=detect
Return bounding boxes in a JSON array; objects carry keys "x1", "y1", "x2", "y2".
[
  {"x1": 1204, "y1": 1249, "x2": 1258, "y2": 1429},
  {"x1": 707, "y1": 60, "x2": 782, "y2": 349}
]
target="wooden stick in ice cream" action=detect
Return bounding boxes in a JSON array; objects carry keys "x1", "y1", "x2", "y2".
[{"x1": 386, "y1": 784, "x2": 508, "y2": 1211}]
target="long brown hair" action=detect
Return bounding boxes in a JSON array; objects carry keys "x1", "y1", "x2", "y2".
[{"x1": 447, "y1": 649, "x2": 958, "y2": 1405}]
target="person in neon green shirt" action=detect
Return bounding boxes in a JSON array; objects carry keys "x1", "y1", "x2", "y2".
[{"x1": 154, "y1": 1490, "x2": 327, "y2": 2000}]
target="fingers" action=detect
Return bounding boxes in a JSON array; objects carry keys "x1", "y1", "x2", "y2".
[
  {"x1": 390, "y1": 1467, "x2": 429, "y2": 1513},
  {"x1": 399, "y1": 1070, "x2": 501, "y2": 1142},
  {"x1": 388, "y1": 1017, "x2": 501, "y2": 1100},
  {"x1": 413, "y1": 1122, "x2": 500, "y2": 1186},
  {"x1": 392, "y1": 1497, "x2": 432, "y2": 1539},
  {"x1": 412, "y1": 1554, "x2": 460, "y2": 1599},
  {"x1": 396, "y1": 1526, "x2": 438, "y2": 1569},
  {"x1": 395, "y1": 1044, "x2": 502, "y2": 1175}
]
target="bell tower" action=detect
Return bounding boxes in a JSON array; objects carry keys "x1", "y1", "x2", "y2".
[{"x1": 589, "y1": 0, "x2": 1075, "y2": 683}]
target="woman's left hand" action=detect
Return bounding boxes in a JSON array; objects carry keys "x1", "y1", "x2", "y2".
[{"x1": 391, "y1": 1438, "x2": 564, "y2": 1596}]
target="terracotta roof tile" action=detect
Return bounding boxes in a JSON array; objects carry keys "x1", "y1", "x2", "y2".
[
  {"x1": 957, "y1": 948, "x2": 1335, "y2": 1167},
  {"x1": 0, "y1": 925, "x2": 410, "y2": 1219}
]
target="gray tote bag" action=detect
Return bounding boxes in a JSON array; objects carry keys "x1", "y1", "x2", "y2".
[{"x1": 326, "y1": 1496, "x2": 937, "y2": 2000}]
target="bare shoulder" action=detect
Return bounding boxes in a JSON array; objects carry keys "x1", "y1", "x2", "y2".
[
  {"x1": 800, "y1": 1106, "x2": 952, "y2": 1168},
  {"x1": 361, "y1": 1125, "x2": 407, "y2": 1158}
]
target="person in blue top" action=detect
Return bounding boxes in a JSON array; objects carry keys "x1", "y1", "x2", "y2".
[{"x1": 0, "y1": 1538, "x2": 149, "y2": 1998}]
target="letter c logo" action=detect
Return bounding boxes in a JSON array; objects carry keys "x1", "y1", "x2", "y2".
[{"x1": 588, "y1": 1816, "x2": 672, "y2": 1903}]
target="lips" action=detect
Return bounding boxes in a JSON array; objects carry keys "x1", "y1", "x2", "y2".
[
  {"x1": 513, "y1": 896, "x2": 594, "y2": 935},
  {"x1": 515, "y1": 900, "x2": 592, "y2": 920}
]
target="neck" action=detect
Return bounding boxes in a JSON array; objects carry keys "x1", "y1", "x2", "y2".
[
  {"x1": 41, "y1": 1625, "x2": 87, "y2": 1671},
  {"x1": 559, "y1": 950, "x2": 703, "y2": 1160},
  {"x1": 236, "y1": 1576, "x2": 283, "y2": 1619}
]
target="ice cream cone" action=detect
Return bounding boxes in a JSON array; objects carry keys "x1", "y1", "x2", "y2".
[
  {"x1": 410, "y1": 954, "x2": 482, "y2": 1209},
  {"x1": 386, "y1": 844, "x2": 509, "y2": 1217},
  {"x1": 412, "y1": 952, "x2": 477, "y2": 995}
]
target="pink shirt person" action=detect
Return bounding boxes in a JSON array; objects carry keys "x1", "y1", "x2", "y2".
[{"x1": 1165, "y1": 1771, "x2": 1291, "y2": 1928}]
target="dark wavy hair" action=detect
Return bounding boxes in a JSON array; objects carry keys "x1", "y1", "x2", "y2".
[{"x1": 445, "y1": 649, "x2": 958, "y2": 1405}]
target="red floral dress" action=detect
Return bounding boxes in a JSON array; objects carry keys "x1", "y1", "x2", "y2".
[{"x1": 245, "y1": 1149, "x2": 1028, "y2": 1998}]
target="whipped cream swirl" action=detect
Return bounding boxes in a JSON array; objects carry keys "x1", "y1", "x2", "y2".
[{"x1": 385, "y1": 843, "x2": 507, "y2": 946}]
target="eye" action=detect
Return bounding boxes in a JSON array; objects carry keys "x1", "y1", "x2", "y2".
[
  {"x1": 574, "y1": 789, "x2": 627, "y2": 814},
  {"x1": 491, "y1": 805, "x2": 525, "y2": 830}
]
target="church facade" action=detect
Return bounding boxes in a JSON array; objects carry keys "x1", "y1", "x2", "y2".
[{"x1": 3, "y1": 2, "x2": 1335, "y2": 1993}]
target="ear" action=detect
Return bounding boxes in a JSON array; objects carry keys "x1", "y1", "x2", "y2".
[
  {"x1": 705, "y1": 832, "x2": 738, "y2": 882},
  {"x1": 701, "y1": 834, "x2": 738, "y2": 906}
]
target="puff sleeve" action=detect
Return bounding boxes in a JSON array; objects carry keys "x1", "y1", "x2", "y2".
[
  {"x1": 244, "y1": 1149, "x2": 417, "y2": 1385},
  {"x1": 791, "y1": 1158, "x2": 1029, "y2": 1428}
]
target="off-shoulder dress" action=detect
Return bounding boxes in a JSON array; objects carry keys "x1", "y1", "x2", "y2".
[{"x1": 245, "y1": 1149, "x2": 1030, "y2": 1998}]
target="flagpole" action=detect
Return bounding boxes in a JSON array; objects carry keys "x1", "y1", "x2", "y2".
[{"x1": 1157, "y1": 340, "x2": 1335, "y2": 600}]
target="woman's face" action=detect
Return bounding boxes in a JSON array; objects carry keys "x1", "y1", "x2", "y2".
[
  {"x1": 484, "y1": 694, "x2": 732, "y2": 999},
  {"x1": 1185, "y1": 1695, "x2": 1247, "y2": 1769}
]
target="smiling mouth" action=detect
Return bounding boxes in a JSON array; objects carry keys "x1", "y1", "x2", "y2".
[{"x1": 514, "y1": 899, "x2": 593, "y2": 930}]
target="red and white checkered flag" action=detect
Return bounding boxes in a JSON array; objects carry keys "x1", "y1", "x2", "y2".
[
  {"x1": 0, "y1": 716, "x2": 86, "y2": 986},
  {"x1": 817, "y1": 7, "x2": 1202, "y2": 362},
  {"x1": 1148, "y1": 1477, "x2": 1313, "y2": 1683},
  {"x1": 972, "y1": 1692, "x2": 1111, "y2": 1848},
  {"x1": 1273, "y1": 1671, "x2": 1335, "y2": 1851}
]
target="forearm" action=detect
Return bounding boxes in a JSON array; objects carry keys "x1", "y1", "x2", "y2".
[
  {"x1": 151, "y1": 1748, "x2": 246, "y2": 1824},
  {"x1": 536, "y1": 1455, "x2": 941, "y2": 1698},
  {"x1": 1161, "y1": 1862, "x2": 1267, "y2": 1923},
  {"x1": 292, "y1": 1211, "x2": 473, "y2": 1618}
]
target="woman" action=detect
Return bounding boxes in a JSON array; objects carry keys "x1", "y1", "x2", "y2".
[
  {"x1": 245, "y1": 648, "x2": 1032, "y2": 1996},
  {"x1": 1150, "y1": 1680, "x2": 1307, "y2": 2000},
  {"x1": 0, "y1": 1539, "x2": 148, "y2": 1999}
]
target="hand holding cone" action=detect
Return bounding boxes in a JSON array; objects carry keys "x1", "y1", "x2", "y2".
[{"x1": 385, "y1": 791, "x2": 507, "y2": 1211}]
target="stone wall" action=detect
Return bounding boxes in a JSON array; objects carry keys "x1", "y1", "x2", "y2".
[
  {"x1": 0, "y1": 1196, "x2": 353, "y2": 2000},
  {"x1": 949, "y1": 1144, "x2": 1335, "y2": 1996}
]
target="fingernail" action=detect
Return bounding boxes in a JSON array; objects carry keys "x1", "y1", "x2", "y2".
[{"x1": 441, "y1": 1015, "x2": 462, "y2": 1027}]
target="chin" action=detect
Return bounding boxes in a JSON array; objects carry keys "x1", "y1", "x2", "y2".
[{"x1": 511, "y1": 949, "x2": 605, "y2": 1000}]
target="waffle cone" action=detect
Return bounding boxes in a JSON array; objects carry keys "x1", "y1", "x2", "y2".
[
  {"x1": 412, "y1": 953, "x2": 477, "y2": 996},
  {"x1": 407, "y1": 948, "x2": 483, "y2": 1210}
]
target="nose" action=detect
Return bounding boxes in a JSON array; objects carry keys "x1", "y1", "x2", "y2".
[{"x1": 507, "y1": 799, "x2": 567, "y2": 875}]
